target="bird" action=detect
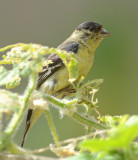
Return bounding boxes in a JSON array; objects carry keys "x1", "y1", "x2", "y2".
[{"x1": 21, "y1": 21, "x2": 111, "y2": 147}]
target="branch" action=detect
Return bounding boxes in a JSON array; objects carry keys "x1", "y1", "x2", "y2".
[
  {"x1": 0, "y1": 153, "x2": 58, "y2": 160},
  {"x1": 41, "y1": 93, "x2": 106, "y2": 129}
]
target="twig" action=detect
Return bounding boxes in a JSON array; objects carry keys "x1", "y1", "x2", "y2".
[
  {"x1": 0, "y1": 153, "x2": 58, "y2": 160},
  {"x1": 45, "y1": 110, "x2": 61, "y2": 147},
  {"x1": 23, "y1": 130, "x2": 108, "y2": 154}
]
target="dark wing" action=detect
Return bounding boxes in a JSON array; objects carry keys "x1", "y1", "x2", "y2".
[
  {"x1": 36, "y1": 54, "x2": 63, "y2": 89},
  {"x1": 36, "y1": 41, "x2": 79, "y2": 90},
  {"x1": 59, "y1": 41, "x2": 79, "y2": 54}
]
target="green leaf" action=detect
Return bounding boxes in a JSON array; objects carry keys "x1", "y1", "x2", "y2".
[
  {"x1": 120, "y1": 116, "x2": 138, "y2": 144},
  {"x1": 79, "y1": 116, "x2": 138, "y2": 152},
  {"x1": 100, "y1": 115, "x2": 129, "y2": 127},
  {"x1": 97, "y1": 151, "x2": 123, "y2": 160},
  {"x1": 0, "y1": 66, "x2": 20, "y2": 88},
  {"x1": 6, "y1": 77, "x2": 21, "y2": 89},
  {"x1": 49, "y1": 48, "x2": 78, "y2": 82},
  {"x1": 64, "y1": 153, "x2": 93, "y2": 160},
  {"x1": 79, "y1": 138, "x2": 124, "y2": 152},
  {"x1": 81, "y1": 79, "x2": 104, "y2": 89},
  {"x1": 0, "y1": 89, "x2": 20, "y2": 113}
]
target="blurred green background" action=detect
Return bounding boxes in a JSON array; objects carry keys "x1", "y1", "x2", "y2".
[{"x1": 0, "y1": 0, "x2": 138, "y2": 155}]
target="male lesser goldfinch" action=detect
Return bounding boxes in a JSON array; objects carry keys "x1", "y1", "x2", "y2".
[{"x1": 21, "y1": 21, "x2": 111, "y2": 147}]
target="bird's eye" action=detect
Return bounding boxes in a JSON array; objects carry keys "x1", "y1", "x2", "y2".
[
  {"x1": 99, "y1": 26, "x2": 103, "y2": 30},
  {"x1": 85, "y1": 33, "x2": 90, "y2": 36}
]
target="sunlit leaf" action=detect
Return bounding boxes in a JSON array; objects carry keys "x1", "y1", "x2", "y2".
[
  {"x1": 0, "y1": 89, "x2": 20, "y2": 113},
  {"x1": 0, "y1": 66, "x2": 20, "y2": 87},
  {"x1": 79, "y1": 116, "x2": 138, "y2": 152},
  {"x1": 6, "y1": 77, "x2": 21, "y2": 89},
  {"x1": 101, "y1": 115, "x2": 129, "y2": 127},
  {"x1": 49, "y1": 48, "x2": 78, "y2": 82}
]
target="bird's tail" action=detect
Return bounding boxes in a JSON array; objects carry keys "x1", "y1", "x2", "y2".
[{"x1": 21, "y1": 108, "x2": 43, "y2": 147}]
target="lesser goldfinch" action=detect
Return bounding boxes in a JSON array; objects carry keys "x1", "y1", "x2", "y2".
[{"x1": 21, "y1": 21, "x2": 111, "y2": 147}]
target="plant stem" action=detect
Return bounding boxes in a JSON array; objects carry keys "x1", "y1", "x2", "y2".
[
  {"x1": 42, "y1": 93, "x2": 68, "y2": 109},
  {"x1": 41, "y1": 93, "x2": 107, "y2": 130},
  {"x1": 0, "y1": 74, "x2": 37, "y2": 151},
  {"x1": 44, "y1": 110, "x2": 61, "y2": 147},
  {"x1": 72, "y1": 112, "x2": 107, "y2": 130}
]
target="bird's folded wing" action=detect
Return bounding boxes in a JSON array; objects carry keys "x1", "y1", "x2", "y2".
[{"x1": 36, "y1": 41, "x2": 79, "y2": 89}]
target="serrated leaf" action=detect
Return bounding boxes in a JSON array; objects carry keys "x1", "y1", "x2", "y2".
[
  {"x1": 101, "y1": 115, "x2": 129, "y2": 127},
  {"x1": 81, "y1": 79, "x2": 104, "y2": 90},
  {"x1": 0, "y1": 66, "x2": 20, "y2": 88},
  {"x1": 6, "y1": 77, "x2": 21, "y2": 89},
  {"x1": 0, "y1": 89, "x2": 20, "y2": 113},
  {"x1": 79, "y1": 116, "x2": 138, "y2": 152},
  {"x1": 52, "y1": 49, "x2": 78, "y2": 82}
]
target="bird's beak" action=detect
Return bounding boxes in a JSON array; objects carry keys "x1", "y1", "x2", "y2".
[{"x1": 100, "y1": 28, "x2": 112, "y2": 37}]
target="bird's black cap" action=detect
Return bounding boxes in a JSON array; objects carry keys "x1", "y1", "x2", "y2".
[{"x1": 77, "y1": 21, "x2": 102, "y2": 33}]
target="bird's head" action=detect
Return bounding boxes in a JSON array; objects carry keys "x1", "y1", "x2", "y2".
[{"x1": 71, "y1": 21, "x2": 111, "y2": 48}]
